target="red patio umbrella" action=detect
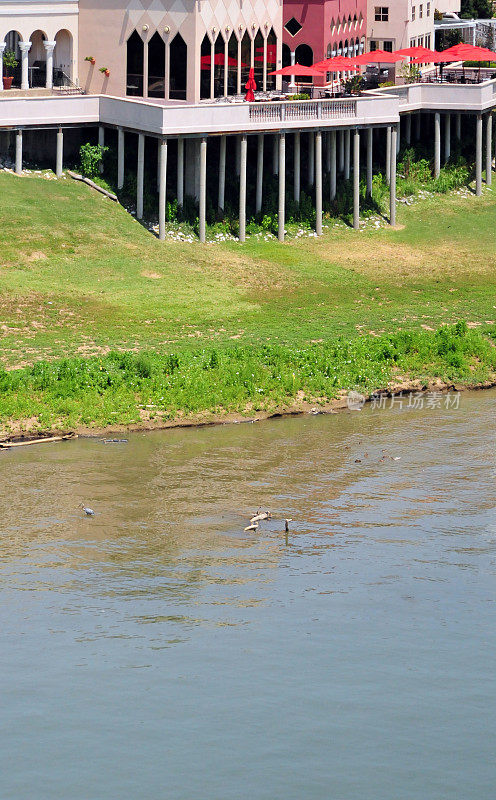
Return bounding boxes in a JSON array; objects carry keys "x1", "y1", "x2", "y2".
[
  {"x1": 268, "y1": 64, "x2": 326, "y2": 76},
  {"x1": 353, "y1": 49, "x2": 405, "y2": 64},
  {"x1": 244, "y1": 67, "x2": 256, "y2": 101},
  {"x1": 442, "y1": 43, "x2": 496, "y2": 61},
  {"x1": 312, "y1": 56, "x2": 360, "y2": 71},
  {"x1": 393, "y1": 46, "x2": 439, "y2": 60}
]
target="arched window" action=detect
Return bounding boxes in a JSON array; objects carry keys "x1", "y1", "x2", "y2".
[
  {"x1": 295, "y1": 44, "x2": 313, "y2": 66},
  {"x1": 148, "y1": 32, "x2": 165, "y2": 97},
  {"x1": 214, "y1": 33, "x2": 224, "y2": 97},
  {"x1": 200, "y1": 33, "x2": 211, "y2": 99},
  {"x1": 169, "y1": 33, "x2": 186, "y2": 99},
  {"x1": 267, "y1": 28, "x2": 277, "y2": 90},
  {"x1": 126, "y1": 30, "x2": 144, "y2": 96},
  {"x1": 253, "y1": 30, "x2": 263, "y2": 91},
  {"x1": 240, "y1": 31, "x2": 250, "y2": 90},
  {"x1": 227, "y1": 32, "x2": 237, "y2": 95}
]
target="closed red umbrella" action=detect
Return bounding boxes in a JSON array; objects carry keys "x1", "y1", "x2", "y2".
[{"x1": 244, "y1": 67, "x2": 256, "y2": 101}]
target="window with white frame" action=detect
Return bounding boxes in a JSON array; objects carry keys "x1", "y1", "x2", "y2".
[
  {"x1": 427, "y1": 2, "x2": 430, "y2": 15},
  {"x1": 383, "y1": 40, "x2": 393, "y2": 52},
  {"x1": 374, "y1": 6, "x2": 389, "y2": 21},
  {"x1": 412, "y1": 5, "x2": 416, "y2": 20},
  {"x1": 419, "y1": 4, "x2": 423, "y2": 17}
]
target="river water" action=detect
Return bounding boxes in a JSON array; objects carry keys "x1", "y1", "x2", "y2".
[{"x1": 1, "y1": 390, "x2": 495, "y2": 799}]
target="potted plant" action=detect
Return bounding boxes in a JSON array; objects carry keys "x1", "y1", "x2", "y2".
[
  {"x1": 85, "y1": 56, "x2": 96, "y2": 65},
  {"x1": 3, "y1": 49, "x2": 18, "y2": 90},
  {"x1": 99, "y1": 66, "x2": 110, "y2": 77}
]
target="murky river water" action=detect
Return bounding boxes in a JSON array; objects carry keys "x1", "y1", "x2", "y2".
[{"x1": 1, "y1": 391, "x2": 496, "y2": 799}]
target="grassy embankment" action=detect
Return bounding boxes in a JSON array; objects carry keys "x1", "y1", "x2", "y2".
[{"x1": 0, "y1": 171, "x2": 495, "y2": 431}]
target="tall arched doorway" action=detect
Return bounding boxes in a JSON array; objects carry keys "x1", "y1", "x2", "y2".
[
  {"x1": 295, "y1": 44, "x2": 313, "y2": 66},
  {"x1": 126, "y1": 30, "x2": 144, "y2": 96},
  {"x1": 54, "y1": 29, "x2": 72, "y2": 81},
  {"x1": 282, "y1": 43, "x2": 291, "y2": 68},
  {"x1": 227, "y1": 32, "x2": 237, "y2": 95},
  {"x1": 4, "y1": 31, "x2": 21, "y2": 87},
  {"x1": 29, "y1": 30, "x2": 47, "y2": 87},
  {"x1": 240, "y1": 31, "x2": 251, "y2": 90},
  {"x1": 169, "y1": 33, "x2": 186, "y2": 100}
]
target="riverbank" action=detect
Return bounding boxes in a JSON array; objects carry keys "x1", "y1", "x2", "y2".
[{"x1": 0, "y1": 323, "x2": 495, "y2": 435}]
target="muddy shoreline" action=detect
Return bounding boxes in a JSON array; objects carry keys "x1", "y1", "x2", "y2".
[{"x1": 1, "y1": 377, "x2": 495, "y2": 444}]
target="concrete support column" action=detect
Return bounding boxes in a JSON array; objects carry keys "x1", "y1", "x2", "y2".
[
  {"x1": 239, "y1": 134, "x2": 247, "y2": 242},
  {"x1": 434, "y1": 112, "x2": 441, "y2": 179},
  {"x1": 137, "y1": 133, "x2": 145, "y2": 219},
  {"x1": 344, "y1": 129, "x2": 350, "y2": 180},
  {"x1": 255, "y1": 134, "x2": 264, "y2": 214},
  {"x1": 278, "y1": 133, "x2": 285, "y2": 243},
  {"x1": 315, "y1": 130, "x2": 322, "y2": 236},
  {"x1": 236, "y1": 134, "x2": 241, "y2": 176},
  {"x1": 272, "y1": 134, "x2": 278, "y2": 176},
  {"x1": 218, "y1": 135, "x2": 226, "y2": 212},
  {"x1": 177, "y1": 136, "x2": 184, "y2": 208},
  {"x1": 390, "y1": 126, "x2": 397, "y2": 227},
  {"x1": 262, "y1": 37, "x2": 267, "y2": 91},
  {"x1": 353, "y1": 129, "x2": 360, "y2": 230},
  {"x1": 56, "y1": 127, "x2": 63, "y2": 177},
  {"x1": 15, "y1": 129, "x2": 22, "y2": 174},
  {"x1": 330, "y1": 130, "x2": 336, "y2": 201},
  {"x1": 224, "y1": 39, "x2": 229, "y2": 97},
  {"x1": 366, "y1": 127, "x2": 373, "y2": 197},
  {"x1": 476, "y1": 114, "x2": 483, "y2": 196},
  {"x1": 294, "y1": 131, "x2": 300, "y2": 203},
  {"x1": 338, "y1": 130, "x2": 344, "y2": 173},
  {"x1": 158, "y1": 138, "x2": 167, "y2": 241},
  {"x1": 415, "y1": 113, "x2": 421, "y2": 141},
  {"x1": 117, "y1": 128, "x2": 124, "y2": 190},
  {"x1": 445, "y1": 113, "x2": 451, "y2": 163},
  {"x1": 43, "y1": 41, "x2": 56, "y2": 90},
  {"x1": 98, "y1": 126, "x2": 105, "y2": 174},
  {"x1": 405, "y1": 114, "x2": 411, "y2": 146},
  {"x1": 326, "y1": 132, "x2": 331, "y2": 174},
  {"x1": 199, "y1": 137, "x2": 207, "y2": 242},
  {"x1": 456, "y1": 113, "x2": 461, "y2": 140},
  {"x1": 386, "y1": 126, "x2": 391, "y2": 185},
  {"x1": 486, "y1": 113, "x2": 492, "y2": 187},
  {"x1": 0, "y1": 43, "x2": 5, "y2": 91},
  {"x1": 19, "y1": 42, "x2": 31, "y2": 90},
  {"x1": 308, "y1": 132, "x2": 314, "y2": 186}
]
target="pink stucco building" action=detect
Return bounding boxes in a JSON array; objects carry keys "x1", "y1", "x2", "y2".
[{"x1": 282, "y1": 0, "x2": 367, "y2": 67}]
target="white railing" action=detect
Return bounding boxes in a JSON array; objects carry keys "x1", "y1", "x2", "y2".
[
  {"x1": 369, "y1": 79, "x2": 496, "y2": 112},
  {"x1": 249, "y1": 99, "x2": 357, "y2": 123}
]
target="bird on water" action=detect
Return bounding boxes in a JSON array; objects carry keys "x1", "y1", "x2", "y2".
[{"x1": 79, "y1": 503, "x2": 95, "y2": 516}]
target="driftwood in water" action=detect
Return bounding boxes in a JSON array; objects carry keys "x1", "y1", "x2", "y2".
[
  {"x1": 0, "y1": 433, "x2": 78, "y2": 449},
  {"x1": 67, "y1": 170, "x2": 118, "y2": 201}
]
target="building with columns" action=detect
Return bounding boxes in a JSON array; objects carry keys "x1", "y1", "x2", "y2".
[
  {"x1": 78, "y1": 0, "x2": 283, "y2": 104},
  {"x1": 0, "y1": 0, "x2": 78, "y2": 90}
]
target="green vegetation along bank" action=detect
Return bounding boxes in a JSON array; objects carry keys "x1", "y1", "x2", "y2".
[{"x1": 0, "y1": 171, "x2": 495, "y2": 433}]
